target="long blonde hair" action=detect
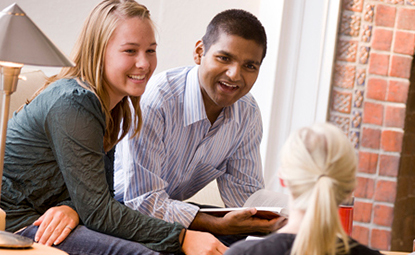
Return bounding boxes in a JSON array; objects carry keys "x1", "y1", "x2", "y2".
[
  {"x1": 279, "y1": 123, "x2": 357, "y2": 255},
  {"x1": 24, "y1": 0, "x2": 152, "y2": 151}
]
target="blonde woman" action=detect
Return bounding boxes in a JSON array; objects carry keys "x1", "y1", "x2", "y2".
[
  {"x1": 225, "y1": 123, "x2": 381, "y2": 255},
  {"x1": 1, "y1": 0, "x2": 226, "y2": 254}
]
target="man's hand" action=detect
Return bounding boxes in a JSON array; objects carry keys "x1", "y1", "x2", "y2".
[
  {"x1": 221, "y1": 208, "x2": 287, "y2": 234},
  {"x1": 182, "y1": 229, "x2": 228, "y2": 255},
  {"x1": 190, "y1": 208, "x2": 287, "y2": 235},
  {"x1": 33, "y1": 205, "x2": 79, "y2": 246}
]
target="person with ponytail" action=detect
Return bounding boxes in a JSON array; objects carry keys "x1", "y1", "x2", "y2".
[
  {"x1": 1, "y1": 0, "x2": 227, "y2": 254},
  {"x1": 225, "y1": 123, "x2": 381, "y2": 255}
]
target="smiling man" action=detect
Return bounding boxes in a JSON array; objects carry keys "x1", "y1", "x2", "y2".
[{"x1": 114, "y1": 9, "x2": 284, "y2": 245}]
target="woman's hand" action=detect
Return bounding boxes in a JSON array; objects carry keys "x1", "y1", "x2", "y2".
[
  {"x1": 181, "y1": 229, "x2": 228, "y2": 255},
  {"x1": 33, "y1": 205, "x2": 79, "y2": 246}
]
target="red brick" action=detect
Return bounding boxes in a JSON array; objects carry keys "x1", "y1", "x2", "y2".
[
  {"x1": 393, "y1": 31, "x2": 415, "y2": 55},
  {"x1": 367, "y1": 78, "x2": 387, "y2": 101},
  {"x1": 363, "y1": 102, "x2": 384, "y2": 126},
  {"x1": 337, "y1": 40, "x2": 358, "y2": 62},
  {"x1": 387, "y1": 80, "x2": 410, "y2": 103},
  {"x1": 389, "y1": 55, "x2": 413, "y2": 79},
  {"x1": 370, "y1": 229, "x2": 391, "y2": 250},
  {"x1": 359, "y1": 46, "x2": 370, "y2": 64},
  {"x1": 358, "y1": 151, "x2": 378, "y2": 174},
  {"x1": 396, "y1": 8, "x2": 415, "y2": 31},
  {"x1": 374, "y1": 180, "x2": 397, "y2": 203},
  {"x1": 381, "y1": 130, "x2": 403, "y2": 152},
  {"x1": 353, "y1": 201, "x2": 373, "y2": 223},
  {"x1": 355, "y1": 177, "x2": 375, "y2": 199},
  {"x1": 343, "y1": 0, "x2": 363, "y2": 12},
  {"x1": 384, "y1": 105, "x2": 406, "y2": 129},
  {"x1": 373, "y1": 204, "x2": 394, "y2": 227},
  {"x1": 361, "y1": 127, "x2": 381, "y2": 149},
  {"x1": 368, "y1": 53, "x2": 390, "y2": 76},
  {"x1": 379, "y1": 154, "x2": 400, "y2": 177},
  {"x1": 372, "y1": 28, "x2": 393, "y2": 51},
  {"x1": 352, "y1": 225, "x2": 369, "y2": 245},
  {"x1": 333, "y1": 64, "x2": 356, "y2": 89},
  {"x1": 332, "y1": 90, "x2": 353, "y2": 114},
  {"x1": 375, "y1": 4, "x2": 396, "y2": 28}
]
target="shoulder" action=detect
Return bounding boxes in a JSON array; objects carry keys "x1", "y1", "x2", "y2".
[
  {"x1": 226, "y1": 233, "x2": 294, "y2": 255},
  {"x1": 349, "y1": 239, "x2": 382, "y2": 255},
  {"x1": 9, "y1": 78, "x2": 105, "y2": 135},
  {"x1": 28, "y1": 79, "x2": 105, "y2": 126},
  {"x1": 142, "y1": 66, "x2": 193, "y2": 108},
  {"x1": 43, "y1": 79, "x2": 102, "y2": 112},
  {"x1": 230, "y1": 93, "x2": 262, "y2": 128},
  {"x1": 236, "y1": 92, "x2": 260, "y2": 111},
  {"x1": 159, "y1": 66, "x2": 193, "y2": 86},
  {"x1": 46, "y1": 79, "x2": 100, "y2": 101}
]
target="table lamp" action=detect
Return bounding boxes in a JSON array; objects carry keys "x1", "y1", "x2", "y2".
[{"x1": 0, "y1": 3, "x2": 75, "y2": 248}]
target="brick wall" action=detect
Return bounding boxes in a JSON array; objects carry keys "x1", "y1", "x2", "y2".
[{"x1": 329, "y1": 0, "x2": 415, "y2": 251}]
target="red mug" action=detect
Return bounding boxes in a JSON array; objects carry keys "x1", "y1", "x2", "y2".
[{"x1": 339, "y1": 197, "x2": 354, "y2": 235}]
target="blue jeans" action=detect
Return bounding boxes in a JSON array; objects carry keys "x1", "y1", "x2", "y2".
[{"x1": 17, "y1": 225, "x2": 166, "y2": 255}]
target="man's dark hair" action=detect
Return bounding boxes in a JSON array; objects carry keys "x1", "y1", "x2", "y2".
[{"x1": 202, "y1": 9, "x2": 267, "y2": 61}]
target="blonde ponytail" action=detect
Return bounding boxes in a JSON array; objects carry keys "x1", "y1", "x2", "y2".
[{"x1": 279, "y1": 123, "x2": 356, "y2": 255}]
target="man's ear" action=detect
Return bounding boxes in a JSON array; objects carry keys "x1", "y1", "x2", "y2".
[
  {"x1": 279, "y1": 177, "x2": 286, "y2": 188},
  {"x1": 193, "y1": 40, "x2": 204, "y2": 65}
]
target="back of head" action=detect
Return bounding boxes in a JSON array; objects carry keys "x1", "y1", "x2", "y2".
[
  {"x1": 202, "y1": 9, "x2": 267, "y2": 61},
  {"x1": 279, "y1": 123, "x2": 357, "y2": 255}
]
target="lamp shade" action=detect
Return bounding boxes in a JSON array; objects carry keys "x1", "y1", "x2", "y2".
[{"x1": 0, "y1": 3, "x2": 74, "y2": 67}]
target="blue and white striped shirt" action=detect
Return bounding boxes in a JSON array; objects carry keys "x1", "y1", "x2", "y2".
[{"x1": 114, "y1": 66, "x2": 265, "y2": 227}]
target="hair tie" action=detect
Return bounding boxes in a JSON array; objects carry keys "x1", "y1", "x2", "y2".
[{"x1": 317, "y1": 174, "x2": 328, "y2": 181}]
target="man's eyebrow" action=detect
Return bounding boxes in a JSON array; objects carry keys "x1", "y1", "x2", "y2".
[
  {"x1": 216, "y1": 50, "x2": 261, "y2": 66},
  {"x1": 246, "y1": 60, "x2": 261, "y2": 66},
  {"x1": 216, "y1": 50, "x2": 234, "y2": 58}
]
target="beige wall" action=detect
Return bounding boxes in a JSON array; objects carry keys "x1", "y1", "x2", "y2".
[{"x1": 0, "y1": 0, "x2": 259, "y2": 75}]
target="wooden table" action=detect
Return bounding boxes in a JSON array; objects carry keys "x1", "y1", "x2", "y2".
[
  {"x1": 381, "y1": 251, "x2": 412, "y2": 255},
  {"x1": 0, "y1": 243, "x2": 68, "y2": 255}
]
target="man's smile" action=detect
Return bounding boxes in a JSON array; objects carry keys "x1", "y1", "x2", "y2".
[{"x1": 218, "y1": 81, "x2": 239, "y2": 92}]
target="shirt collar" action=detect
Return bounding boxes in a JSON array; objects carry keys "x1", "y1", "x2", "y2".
[{"x1": 183, "y1": 66, "x2": 241, "y2": 126}]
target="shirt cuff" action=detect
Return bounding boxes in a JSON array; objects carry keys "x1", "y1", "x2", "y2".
[{"x1": 177, "y1": 202, "x2": 200, "y2": 228}]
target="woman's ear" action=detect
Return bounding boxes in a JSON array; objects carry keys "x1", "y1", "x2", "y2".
[{"x1": 193, "y1": 40, "x2": 204, "y2": 65}]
